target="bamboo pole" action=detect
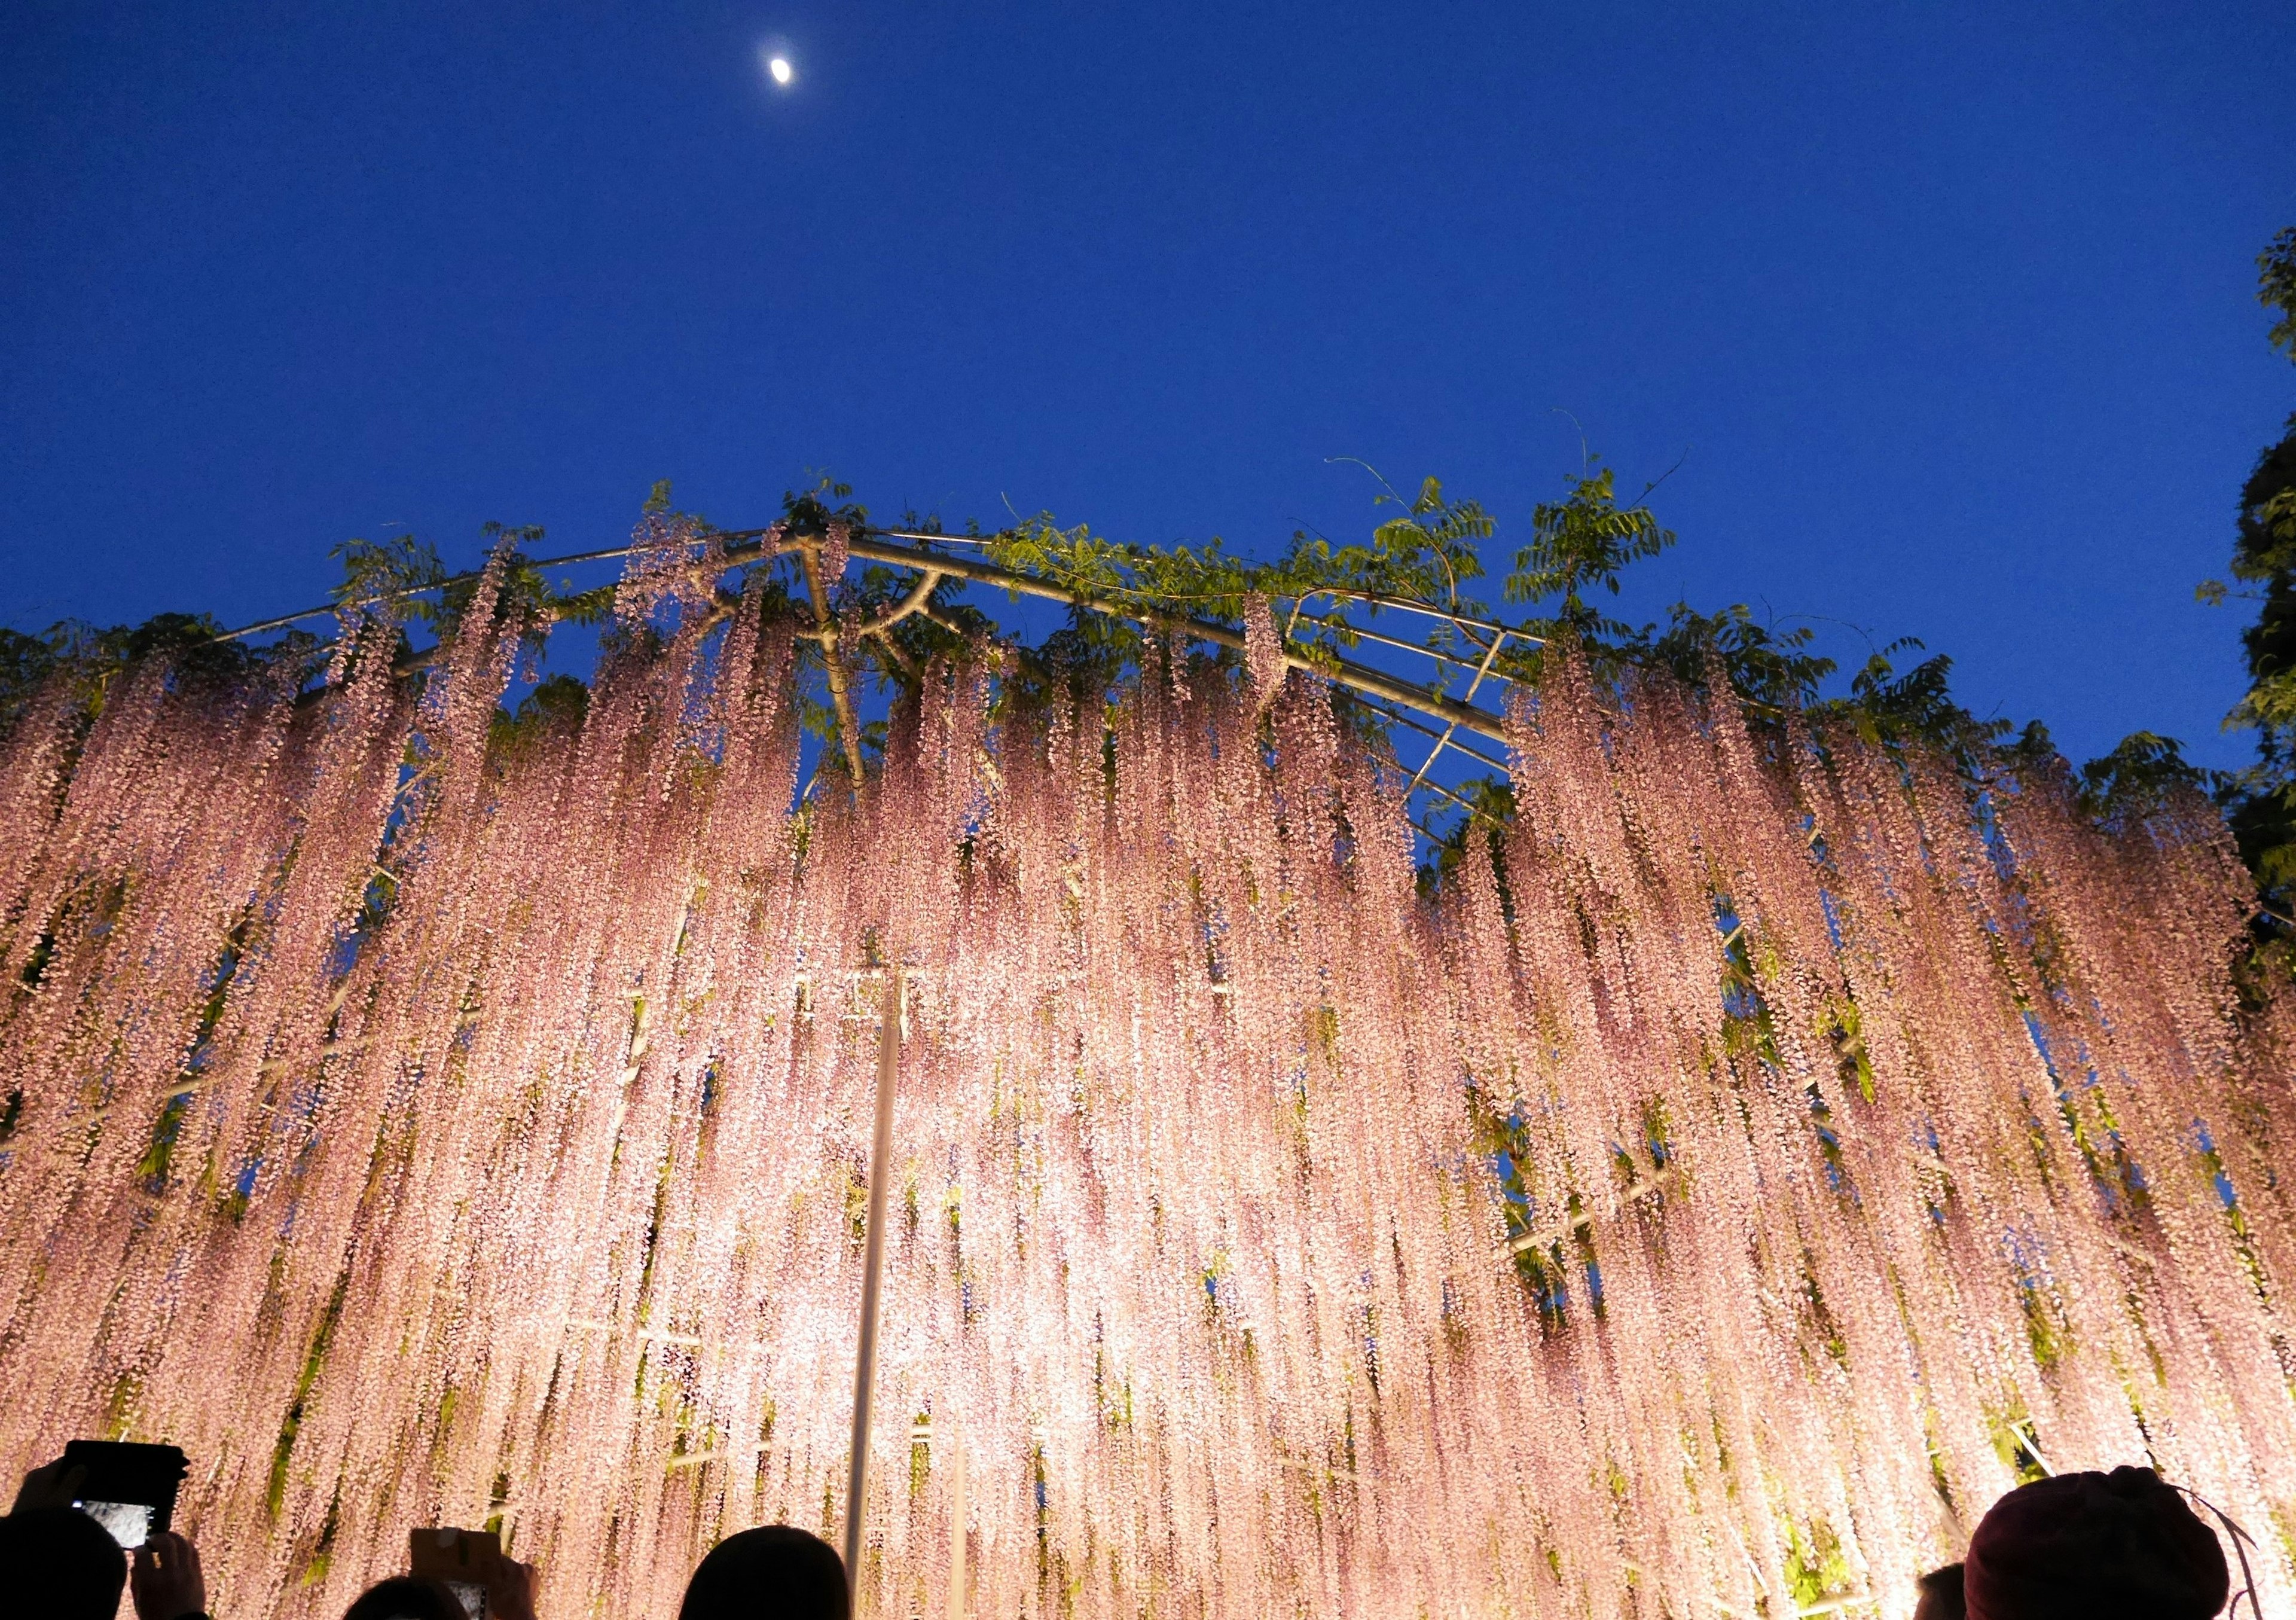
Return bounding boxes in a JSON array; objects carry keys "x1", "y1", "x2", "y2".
[{"x1": 844, "y1": 966, "x2": 905, "y2": 1595}]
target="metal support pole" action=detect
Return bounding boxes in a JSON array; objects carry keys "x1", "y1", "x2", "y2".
[
  {"x1": 946, "y1": 1426, "x2": 967, "y2": 1620},
  {"x1": 844, "y1": 968, "x2": 903, "y2": 1594}
]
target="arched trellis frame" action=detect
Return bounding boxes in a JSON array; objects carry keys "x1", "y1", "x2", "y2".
[{"x1": 219, "y1": 521, "x2": 1534, "y2": 839}]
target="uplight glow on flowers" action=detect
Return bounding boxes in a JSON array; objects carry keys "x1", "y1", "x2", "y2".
[{"x1": 1, "y1": 516, "x2": 2291, "y2": 1619}]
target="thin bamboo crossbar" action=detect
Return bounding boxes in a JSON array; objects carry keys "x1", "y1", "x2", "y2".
[
  {"x1": 213, "y1": 530, "x2": 784, "y2": 640},
  {"x1": 1358, "y1": 698, "x2": 1513, "y2": 777},
  {"x1": 1283, "y1": 607, "x2": 1515, "y2": 682},
  {"x1": 1276, "y1": 587, "x2": 1541, "y2": 651},
  {"x1": 871, "y1": 532, "x2": 1548, "y2": 651},
  {"x1": 1405, "y1": 629, "x2": 1510, "y2": 799},
  {"x1": 1410, "y1": 774, "x2": 1506, "y2": 832}
]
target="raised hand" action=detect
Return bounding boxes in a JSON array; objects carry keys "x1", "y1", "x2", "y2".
[
  {"x1": 481, "y1": 1549, "x2": 540, "y2": 1620},
  {"x1": 10, "y1": 1457, "x2": 88, "y2": 1512},
  {"x1": 130, "y1": 1530, "x2": 208, "y2": 1620}
]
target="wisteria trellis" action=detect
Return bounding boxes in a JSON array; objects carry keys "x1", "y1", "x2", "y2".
[{"x1": 2, "y1": 521, "x2": 2294, "y2": 1620}]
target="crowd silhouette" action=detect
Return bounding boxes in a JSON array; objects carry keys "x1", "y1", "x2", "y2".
[
  {"x1": 1, "y1": 1452, "x2": 850, "y2": 1620},
  {"x1": 0, "y1": 1445, "x2": 2254, "y2": 1620}
]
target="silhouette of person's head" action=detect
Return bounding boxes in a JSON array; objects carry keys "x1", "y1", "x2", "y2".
[
  {"x1": 0, "y1": 1505, "x2": 130, "y2": 1620},
  {"x1": 679, "y1": 1525, "x2": 850, "y2": 1620},
  {"x1": 1915, "y1": 1562, "x2": 1967, "y2": 1620},
  {"x1": 1965, "y1": 1466, "x2": 2230, "y2": 1620},
  {"x1": 343, "y1": 1574, "x2": 471, "y2": 1620}
]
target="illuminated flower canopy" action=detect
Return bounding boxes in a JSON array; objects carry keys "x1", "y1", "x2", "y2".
[{"x1": 0, "y1": 508, "x2": 2290, "y2": 1619}]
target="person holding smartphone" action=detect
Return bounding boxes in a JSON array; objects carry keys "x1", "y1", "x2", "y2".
[
  {"x1": 343, "y1": 1530, "x2": 538, "y2": 1620},
  {"x1": 5, "y1": 1455, "x2": 211, "y2": 1620}
]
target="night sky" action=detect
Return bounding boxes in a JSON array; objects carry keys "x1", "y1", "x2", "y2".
[{"x1": 4, "y1": 1, "x2": 2292, "y2": 768}]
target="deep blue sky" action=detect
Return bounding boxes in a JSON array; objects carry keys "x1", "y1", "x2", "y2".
[{"x1": 4, "y1": 1, "x2": 2292, "y2": 768}]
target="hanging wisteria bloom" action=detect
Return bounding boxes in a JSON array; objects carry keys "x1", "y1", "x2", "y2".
[{"x1": 1, "y1": 510, "x2": 2292, "y2": 1620}]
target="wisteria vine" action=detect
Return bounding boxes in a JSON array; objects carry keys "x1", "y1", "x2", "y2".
[{"x1": 0, "y1": 505, "x2": 2292, "y2": 1620}]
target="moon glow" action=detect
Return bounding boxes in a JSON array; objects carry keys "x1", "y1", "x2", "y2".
[{"x1": 768, "y1": 54, "x2": 793, "y2": 86}]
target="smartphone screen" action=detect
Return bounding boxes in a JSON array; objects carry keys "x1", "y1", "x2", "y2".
[
  {"x1": 59, "y1": 1441, "x2": 187, "y2": 1548},
  {"x1": 74, "y1": 1499, "x2": 154, "y2": 1549}
]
